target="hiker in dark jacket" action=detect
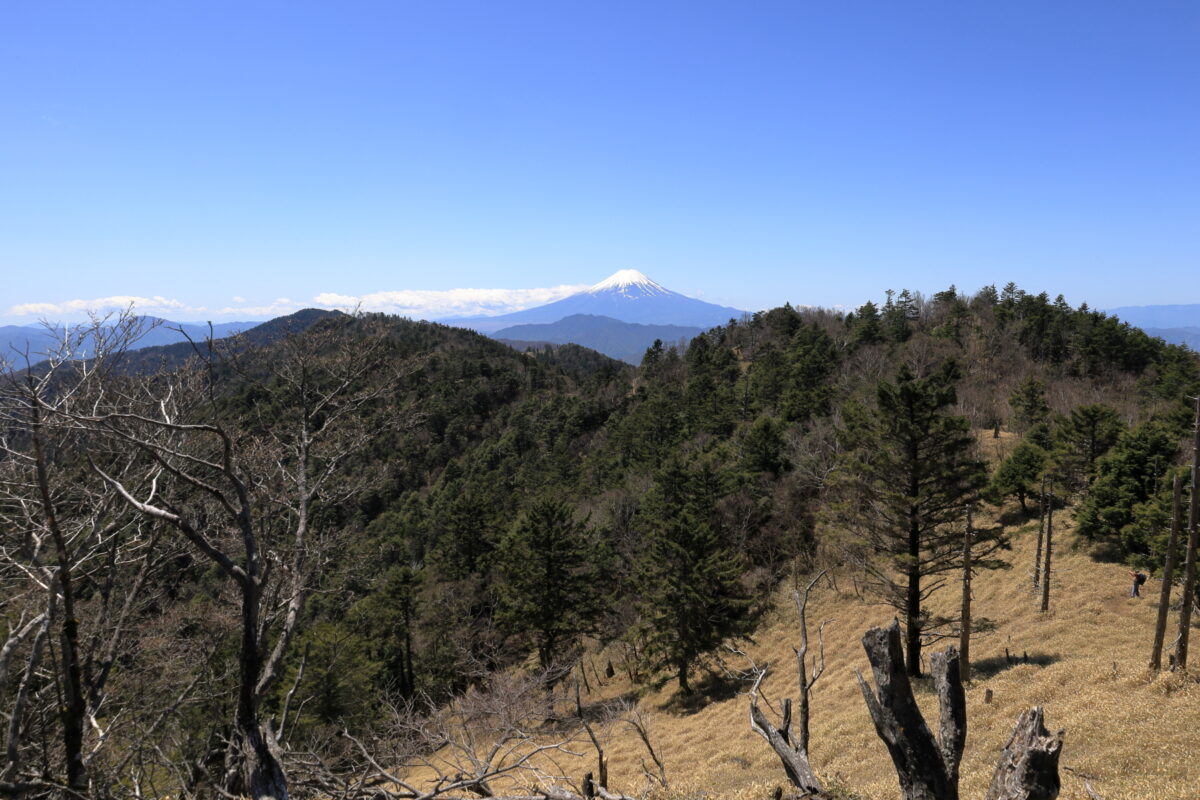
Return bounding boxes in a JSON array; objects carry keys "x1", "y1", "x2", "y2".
[{"x1": 1129, "y1": 570, "x2": 1147, "y2": 598}]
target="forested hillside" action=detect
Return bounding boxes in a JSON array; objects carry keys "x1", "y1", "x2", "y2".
[{"x1": 2, "y1": 284, "x2": 1198, "y2": 800}]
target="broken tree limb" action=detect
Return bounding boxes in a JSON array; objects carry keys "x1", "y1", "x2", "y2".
[
  {"x1": 747, "y1": 670, "x2": 829, "y2": 798},
  {"x1": 984, "y1": 707, "x2": 1064, "y2": 800},
  {"x1": 791, "y1": 569, "x2": 828, "y2": 757}
]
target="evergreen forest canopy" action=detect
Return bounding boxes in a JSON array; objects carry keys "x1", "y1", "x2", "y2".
[{"x1": 1, "y1": 282, "x2": 1198, "y2": 800}]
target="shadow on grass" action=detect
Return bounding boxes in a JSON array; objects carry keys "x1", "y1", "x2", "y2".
[
  {"x1": 1084, "y1": 537, "x2": 1128, "y2": 564},
  {"x1": 971, "y1": 651, "x2": 1061, "y2": 679},
  {"x1": 572, "y1": 690, "x2": 642, "y2": 724},
  {"x1": 998, "y1": 508, "x2": 1038, "y2": 528},
  {"x1": 659, "y1": 670, "x2": 745, "y2": 715}
]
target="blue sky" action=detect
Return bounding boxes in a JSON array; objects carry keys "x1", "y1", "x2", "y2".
[{"x1": 2, "y1": 1, "x2": 1197, "y2": 323}]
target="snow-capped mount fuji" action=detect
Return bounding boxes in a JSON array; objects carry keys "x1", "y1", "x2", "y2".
[
  {"x1": 586, "y1": 269, "x2": 673, "y2": 298},
  {"x1": 445, "y1": 270, "x2": 746, "y2": 334}
]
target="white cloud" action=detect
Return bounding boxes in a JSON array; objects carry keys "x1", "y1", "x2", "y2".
[
  {"x1": 216, "y1": 298, "x2": 303, "y2": 317},
  {"x1": 7, "y1": 295, "x2": 204, "y2": 319},
  {"x1": 8, "y1": 284, "x2": 590, "y2": 324},
  {"x1": 312, "y1": 284, "x2": 588, "y2": 318}
]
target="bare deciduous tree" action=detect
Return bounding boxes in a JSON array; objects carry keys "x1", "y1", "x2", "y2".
[{"x1": 71, "y1": 316, "x2": 399, "y2": 800}]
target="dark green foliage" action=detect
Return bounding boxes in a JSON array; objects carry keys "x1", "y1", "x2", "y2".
[
  {"x1": 882, "y1": 289, "x2": 918, "y2": 343},
  {"x1": 282, "y1": 622, "x2": 381, "y2": 732},
  {"x1": 495, "y1": 499, "x2": 610, "y2": 670},
  {"x1": 989, "y1": 441, "x2": 1046, "y2": 513},
  {"x1": 635, "y1": 461, "x2": 753, "y2": 693},
  {"x1": 1009, "y1": 376, "x2": 1050, "y2": 431},
  {"x1": 350, "y1": 565, "x2": 420, "y2": 698},
  {"x1": 1122, "y1": 468, "x2": 1190, "y2": 571},
  {"x1": 1054, "y1": 404, "x2": 1124, "y2": 487},
  {"x1": 742, "y1": 415, "x2": 790, "y2": 476},
  {"x1": 1024, "y1": 421, "x2": 1056, "y2": 451},
  {"x1": 1075, "y1": 421, "x2": 1179, "y2": 552},
  {"x1": 780, "y1": 324, "x2": 839, "y2": 422},
  {"x1": 837, "y1": 360, "x2": 991, "y2": 675},
  {"x1": 850, "y1": 301, "x2": 884, "y2": 346}
]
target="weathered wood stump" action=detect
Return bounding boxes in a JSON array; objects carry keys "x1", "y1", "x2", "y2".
[
  {"x1": 856, "y1": 620, "x2": 1064, "y2": 800},
  {"x1": 984, "y1": 707, "x2": 1064, "y2": 800}
]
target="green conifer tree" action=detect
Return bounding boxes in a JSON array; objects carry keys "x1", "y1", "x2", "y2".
[
  {"x1": 988, "y1": 441, "x2": 1046, "y2": 513},
  {"x1": 496, "y1": 499, "x2": 609, "y2": 671},
  {"x1": 1009, "y1": 376, "x2": 1050, "y2": 431},
  {"x1": 636, "y1": 461, "x2": 752, "y2": 693},
  {"x1": 837, "y1": 361, "x2": 992, "y2": 676}
]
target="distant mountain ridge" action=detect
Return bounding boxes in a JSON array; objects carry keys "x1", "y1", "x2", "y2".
[
  {"x1": 1143, "y1": 327, "x2": 1200, "y2": 351},
  {"x1": 494, "y1": 314, "x2": 703, "y2": 363},
  {"x1": 1103, "y1": 304, "x2": 1200, "y2": 351},
  {"x1": 1106, "y1": 303, "x2": 1200, "y2": 329},
  {"x1": 0, "y1": 317, "x2": 254, "y2": 362},
  {"x1": 443, "y1": 270, "x2": 747, "y2": 333}
]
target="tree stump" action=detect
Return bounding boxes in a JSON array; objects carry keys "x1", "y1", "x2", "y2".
[
  {"x1": 856, "y1": 621, "x2": 1064, "y2": 800},
  {"x1": 984, "y1": 707, "x2": 1064, "y2": 800}
]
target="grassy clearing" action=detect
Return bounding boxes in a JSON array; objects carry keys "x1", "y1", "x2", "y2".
[{"x1": 574, "y1": 509, "x2": 1199, "y2": 800}]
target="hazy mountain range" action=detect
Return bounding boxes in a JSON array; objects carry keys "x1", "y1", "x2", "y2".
[
  {"x1": 1105, "y1": 304, "x2": 1200, "y2": 351},
  {"x1": 0, "y1": 318, "x2": 253, "y2": 362},
  {"x1": 495, "y1": 314, "x2": 703, "y2": 364},
  {"x1": 7, "y1": 279, "x2": 1199, "y2": 369}
]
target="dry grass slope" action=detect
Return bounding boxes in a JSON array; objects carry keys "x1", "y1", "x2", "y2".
[{"x1": 574, "y1": 510, "x2": 1199, "y2": 800}]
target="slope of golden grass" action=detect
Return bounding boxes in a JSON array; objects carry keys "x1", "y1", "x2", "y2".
[{"x1": 576, "y1": 510, "x2": 1199, "y2": 800}]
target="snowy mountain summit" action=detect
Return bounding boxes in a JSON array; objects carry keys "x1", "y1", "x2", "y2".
[
  {"x1": 588, "y1": 269, "x2": 671, "y2": 298},
  {"x1": 445, "y1": 270, "x2": 746, "y2": 333}
]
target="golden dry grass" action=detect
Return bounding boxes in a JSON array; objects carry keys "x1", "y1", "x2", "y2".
[{"x1": 568, "y1": 510, "x2": 1200, "y2": 800}]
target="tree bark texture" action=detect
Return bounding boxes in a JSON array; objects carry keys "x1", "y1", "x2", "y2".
[
  {"x1": 961, "y1": 506, "x2": 973, "y2": 683},
  {"x1": 748, "y1": 699, "x2": 829, "y2": 798},
  {"x1": 856, "y1": 621, "x2": 1063, "y2": 800},
  {"x1": 1033, "y1": 480, "x2": 1045, "y2": 590},
  {"x1": 856, "y1": 620, "x2": 963, "y2": 800},
  {"x1": 1175, "y1": 395, "x2": 1200, "y2": 671},
  {"x1": 1040, "y1": 494, "x2": 1053, "y2": 613},
  {"x1": 983, "y1": 707, "x2": 1064, "y2": 800},
  {"x1": 1150, "y1": 473, "x2": 1182, "y2": 670}
]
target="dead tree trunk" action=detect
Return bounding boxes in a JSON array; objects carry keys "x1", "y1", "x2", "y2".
[
  {"x1": 1150, "y1": 473, "x2": 1183, "y2": 671},
  {"x1": 961, "y1": 506, "x2": 974, "y2": 683},
  {"x1": 855, "y1": 620, "x2": 963, "y2": 800},
  {"x1": 1040, "y1": 490, "x2": 1053, "y2": 614},
  {"x1": 747, "y1": 571, "x2": 830, "y2": 799},
  {"x1": 983, "y1": 707, "x2": 1064, "y2": 800},
  {"x1": 1033, "y1": 479, "x2": 1046, "y2": 590},
  {"x1": 1175, "y1": 395, "x2": 1200, "y2": 671},
  {"x1": 792, "y1": 571, "x2": 827, "y2": 757},
  {"x1": 748, "y1": 674, "x2": 829, "y2": 799},
  {"x1": 856, "y1": 621, "x2": 1064, "y2": 800}
]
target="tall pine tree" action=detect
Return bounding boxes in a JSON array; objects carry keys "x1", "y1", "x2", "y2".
[
  {"x1": 636, "y1": 461, "x2": 752, "y2": 694},
  {"x1": 837, "y1": 361, "x2": 992, "y2": 676},
  {"x1": 496, "y1": 499, "x2": 609, "y2": 671}
]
